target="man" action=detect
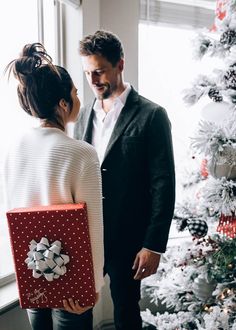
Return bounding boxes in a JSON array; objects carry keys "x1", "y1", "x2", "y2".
[{"x1": 74, "y1": 30, "x2": 175, "y2": 330}]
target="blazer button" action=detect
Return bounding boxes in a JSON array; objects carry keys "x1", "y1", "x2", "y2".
[
  {"x1": 102, "y1": 196, "x2": 106, "y2": 200},
  {"x1": 102, "y1": 168, "x2": 107, "y2": 172}
]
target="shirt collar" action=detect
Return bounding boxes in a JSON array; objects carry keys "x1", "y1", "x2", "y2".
[{"x1": 93, "y1": 83, "x2": 131, "y2": 113}]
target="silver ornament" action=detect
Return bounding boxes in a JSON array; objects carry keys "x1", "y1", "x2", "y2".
[
  {"x1": 208, "y1": 145, "x2": 236, "y2": 179},
  {"x1": 192, "y1": 275, "x2": 216, "y2": 301}
]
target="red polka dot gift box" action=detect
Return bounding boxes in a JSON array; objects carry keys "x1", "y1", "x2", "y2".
[{"x1": 6, "y1": 203, "x2": 96, "y2": 309}]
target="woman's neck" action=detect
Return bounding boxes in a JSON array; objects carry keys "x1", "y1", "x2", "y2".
[{"x1": 40, "y1": 120, "x2": 65, "y2": 132}]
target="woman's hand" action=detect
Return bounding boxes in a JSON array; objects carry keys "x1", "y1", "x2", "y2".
[{"x1": 63, "y1": 293, "x2": 99, "y2": 314}]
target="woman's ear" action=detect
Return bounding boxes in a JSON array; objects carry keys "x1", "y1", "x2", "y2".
[{"x1": 59, "y1": 99, "x2": 68, "y2": 112}]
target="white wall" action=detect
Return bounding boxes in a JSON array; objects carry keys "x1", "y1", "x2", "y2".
[
  {"x1": 64, "y1": 0, "x2": 139, "y2": 106},
  {"x1": 63, "y1": 0, "x2": 101, "y2": 105},
  {"x1": 100, "y1": 0, "x2": 139, "y2": 90}
]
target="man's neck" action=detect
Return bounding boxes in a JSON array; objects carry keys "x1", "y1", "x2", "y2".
[{"x1": 102, "y1": 83, "x2": 126, "y2": 113}]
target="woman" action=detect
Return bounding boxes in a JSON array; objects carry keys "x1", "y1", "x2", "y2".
[{"x1": 3, "y1": 43, "x2": 104, "y2": 330}]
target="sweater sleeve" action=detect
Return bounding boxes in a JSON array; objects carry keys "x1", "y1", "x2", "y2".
[{"x1": 73, "y1": 150, "x2": 105, "y2": 293}]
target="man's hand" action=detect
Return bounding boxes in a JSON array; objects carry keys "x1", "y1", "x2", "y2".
[
  {"x1": 63, "y1": 293, "x2": 99, "y2": 314},
  {"x1": 132, "y1": 248, "x2": 161, "y2": 280}
]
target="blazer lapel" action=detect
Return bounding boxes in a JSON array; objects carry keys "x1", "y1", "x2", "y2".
[
  {"x1": 103, "y1": 88, "x2": 140, "y2": 162},
  {"x1": 82, "y1": 101, "x2": 95, "y2": 143}
]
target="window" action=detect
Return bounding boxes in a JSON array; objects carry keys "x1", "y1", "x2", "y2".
[
  {"x1": 0, "y1": 0, "x2": 56, "y2": 282},
  {"x1": 139, "y1": 0, "x2": 216, "y2": 238}
]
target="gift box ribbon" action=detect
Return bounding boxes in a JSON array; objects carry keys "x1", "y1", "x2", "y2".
[{"x1": 25, "y1": 237, "x2": 70, "y2": 281}]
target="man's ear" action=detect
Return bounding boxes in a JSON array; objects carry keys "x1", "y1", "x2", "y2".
[
  {"x1": 118, "y1": 58, "x2": 124, "y2": 72},
  {"x1": 59, "y1": 99, "x2": 68, "y2": 112}
]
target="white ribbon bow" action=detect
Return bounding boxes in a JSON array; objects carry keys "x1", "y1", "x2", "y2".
[{"x1": 25, "y1": 237, "x2": 70, "y2": 281}]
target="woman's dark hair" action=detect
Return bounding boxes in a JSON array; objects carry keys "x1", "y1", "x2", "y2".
[
  {"x1": 5, "y1": 43, "x2": 73, "y2": 130},
  {"x1": 79, "y1": 30, "x2": 124, "y2": 66}
]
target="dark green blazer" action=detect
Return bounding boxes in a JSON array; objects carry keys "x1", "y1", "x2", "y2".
[{"x1": 74, "y1": 87, "x2": 175, "y2": 260}]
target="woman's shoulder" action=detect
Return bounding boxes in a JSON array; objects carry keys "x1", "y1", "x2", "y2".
[
  {"x1": 63, "y1": 135, "x2": 98, "y2": 162},
  {"x1": 64, "y1": 134, "x2": 95, "y2": 152},
  {"x1": 32, "y1": 127, "x2": 95, "y2": 156}
]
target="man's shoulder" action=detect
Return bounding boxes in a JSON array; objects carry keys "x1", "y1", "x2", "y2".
[
  {"x1": 79, "y1": 100, "x2": 94, "y2": 117},
  {"x1": 82, "y1": 100, "x2": 94, "y2": 110},
  {"x1": 74, "y1": 100, "x2": 94, "y2": 131},
  {"x1": 129, "y1": 87, "x2": 165, "y2": 113},
  {"x1": 135, "y1": 93, "x2": 167, "y2": 118}
]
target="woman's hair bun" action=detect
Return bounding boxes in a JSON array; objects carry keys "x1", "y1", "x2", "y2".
[
  {"x1": 5, "y1": 43, "x2": 53, "y2": 82},
  {"x1": 14, "y1": 43, "x2": 52, "y2": 77},
  {"x1": 5, "y1": 42, "x2": 73, "y2": 128}
]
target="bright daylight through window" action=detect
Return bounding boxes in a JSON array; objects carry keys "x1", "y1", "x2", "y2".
[
  {"x1": 0, "y1": 0, "x2": 55, "y2": 282},
  {"x1": 138, "y1": 0, "x2": 216, "y2": 236}
]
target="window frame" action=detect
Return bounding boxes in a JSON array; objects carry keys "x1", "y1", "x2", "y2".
[{"x1": 0, "y1": 0, "x2": 63, "y2": 287}]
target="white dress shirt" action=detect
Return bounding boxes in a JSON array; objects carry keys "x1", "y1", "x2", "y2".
[{"x1": 91, "y1": 83, "x2": 131, "y2": 164}]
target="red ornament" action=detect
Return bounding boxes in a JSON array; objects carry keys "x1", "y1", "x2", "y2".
[
  {"x1": 200, "y1": 159, "x2": 209, "y2": 178},
  {"x1": 216, "y1": 0, "x2": 227, "y2": 20},
  {"x1": 217, "y1": 213, "x2": 236, "y2": 238},
  {"x1": 211, "y1": 0, "x2": 227, "y2": 32}
]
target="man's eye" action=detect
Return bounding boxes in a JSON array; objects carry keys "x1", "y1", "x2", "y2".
[{"x1": 84, "y1": 70, "x2": 104, "y2": 77}]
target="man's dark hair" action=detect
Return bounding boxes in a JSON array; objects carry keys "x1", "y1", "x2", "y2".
[{"x1": 79, "y1": 30, "x2": 124, "y2": 66}]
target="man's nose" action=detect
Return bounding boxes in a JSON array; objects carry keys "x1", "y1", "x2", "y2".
[{"x1": 91, "y1": 72, "x2": 99, "y2": 85}]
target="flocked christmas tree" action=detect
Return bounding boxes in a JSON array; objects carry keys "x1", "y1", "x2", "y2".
[{"x1": 141, "y1": 1, "x2": 236, "y2": 329}]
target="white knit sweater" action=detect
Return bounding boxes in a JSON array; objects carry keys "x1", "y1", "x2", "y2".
[{"x1": 3, "y1": 127, "x2": 104, "y2": 293}]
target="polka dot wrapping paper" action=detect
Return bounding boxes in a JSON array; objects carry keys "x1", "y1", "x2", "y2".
[{"x1": 6, "y1": 203, "x2": 96, "y2": 309}]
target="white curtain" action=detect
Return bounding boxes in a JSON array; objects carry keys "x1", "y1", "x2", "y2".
[
  {"x1": 57, "y1": 0, "x2": 81, "y2": 9},
  {"x1": 140, "y1": 0, "x2": 215, "y2": 28}
]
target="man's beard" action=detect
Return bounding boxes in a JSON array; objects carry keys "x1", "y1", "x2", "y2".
[{"x1": 94, "y1": 82, "x2": 116, "y2": 100}]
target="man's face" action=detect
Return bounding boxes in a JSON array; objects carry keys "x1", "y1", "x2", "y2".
[{"x1": 81, "y1": 54, "x2": 123, "y2": 100}]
